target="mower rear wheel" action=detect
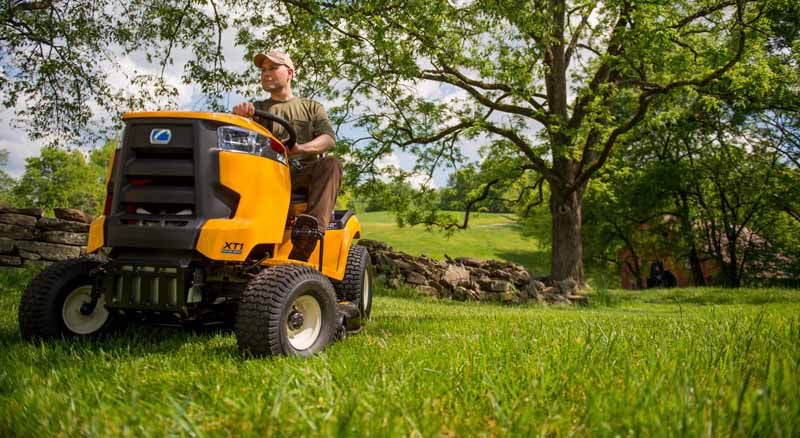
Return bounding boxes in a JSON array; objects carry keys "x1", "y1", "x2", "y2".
[
  {"x1": 332, "y1": 244, "x2": 373, "y2": 323},
  {"x1": 19, "y1": 257, "x2": 113, "y2": 340},
  {"x1": 236, "y1": 264, "x2": 337, "y2": 357}
]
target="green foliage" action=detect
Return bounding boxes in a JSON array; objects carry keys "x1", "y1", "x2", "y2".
[
  {"x1": 583, "y1": 97, "x2": 800, "y2": 288},
  {"x1": 8, "y1": 141, "x2": 115, "y2": 216},
  {"x1": 0, "y1": 0, "x2": 235, "y2": 145},
  {"x1": 438, "y1": 164, "x2": 484, "y2": 211},
  {"x1": 437, "y1": 154, "x2": 544, "y2": 215},
  {"x1": 0, "y1": 149, "x2": 15, "y2": 206},
  {"x1": 2, "y1": 2, "x2": 124, "y2": 144},
  {"x1": 578, "y1": 0, "x2": 800, "y2": 288},
  {"x1": 582, "y1": 160, "x2": 674, "y2": 288},
  {"x1": 350, "y1": 178, "x2": 422, "y2": 213},
  {"x1": 1, "y1": 283, "x2": 799, "y2": 435}
]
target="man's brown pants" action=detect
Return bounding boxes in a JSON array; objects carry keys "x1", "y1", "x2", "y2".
[{"x1": 290, "y1": 156, "x2": 342, "y2": 233}]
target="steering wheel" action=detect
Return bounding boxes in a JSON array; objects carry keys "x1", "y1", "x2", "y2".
[{"x1": 253, "y1": 109, "x2": 296, "y2": 150}]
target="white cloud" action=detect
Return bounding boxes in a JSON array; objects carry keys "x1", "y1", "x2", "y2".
[
  {"x1": 408, "y1": 173, "x2": 435, "y2": 189},
  {"x1": 0, "y1": 108, "x2": 38, "y2": 178},
  {"x1": 374, "y1": 152, "x2": 438, "y2": 189}
]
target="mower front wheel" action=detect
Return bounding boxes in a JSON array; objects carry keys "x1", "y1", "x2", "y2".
[
  {"x1": 332, "y1": 244, "x2": 373, "y2": 324},
  {"x1": 236, "y1": 264, "x2": 337, "y2": 357},
  {"x1": 19, "y1": 257, "x2": 114, "y2": 340}
]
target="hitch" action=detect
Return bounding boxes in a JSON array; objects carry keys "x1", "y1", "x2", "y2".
[
  {"x1": 334, "y1": 301, "x2": 361, "y2": 340},
  {"x1": 81, "y1": 261, "x2": 109, "y2": 315}
]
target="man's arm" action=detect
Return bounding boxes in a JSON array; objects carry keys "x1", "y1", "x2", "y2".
[{"x1": 290, "y1": 134, "x2": 335, "y2": 157}]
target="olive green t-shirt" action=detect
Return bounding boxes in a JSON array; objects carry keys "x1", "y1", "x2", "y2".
[{"x1": 253, "y1": 97, "x2": 335, "y2": 164}]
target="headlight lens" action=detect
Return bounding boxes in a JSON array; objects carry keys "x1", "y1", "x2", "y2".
[{"x1": 217, "y1": 126, "x2": 272, "y2": 156}]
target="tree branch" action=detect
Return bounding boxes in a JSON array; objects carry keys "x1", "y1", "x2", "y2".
[
  {"x1": 571, "y1": 92, "x2": 653, "y2": 192},
  {"x1": 482, "y1": 122, "x2": 559, "y2": 183},
  {"x1": 396, "y1": 121, "x2": 473, "y2": 147},
  {"x1": 415, "y1": 178, "x2": 502, "y2": 230},
  {"x1": 670, "y1": 1, "x2": 736, "y2": 30},
  {"x1": 437, "y1": 64, "x2": 548, "y2": 112},
  {"x1": 568, "y1": 2, "x2": 630, "y2": 132},
  {"x1": 565, "y1": 8, "x2": 593, "y2": 66},
  {"x1": 571, "y1": 1, "x2": 749, "y2": 195},
  {"x1": 418, "y1": 71, "x2": 548, "y2": 124},
  {"x1": 281, "y1": 0, "x2": 375, "y2": 50},
  {"x1": 160, "y1": 0, "x2": 193, "y2": 80}
]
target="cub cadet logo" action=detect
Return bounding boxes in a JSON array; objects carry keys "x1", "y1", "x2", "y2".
[
  {"x1": 149, "y1": 129, "x2": 172, "y2": 144},
  {"x1": 222, "y1": 242, "x2": 244, "y2": 254}
]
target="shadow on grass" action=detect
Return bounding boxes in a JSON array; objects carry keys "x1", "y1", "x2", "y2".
[
  {"x1": 0, "y1": 322, "x2": 243, "y2": 363},
  {"x1": 495, "y1": 249, "x2": 550, "y2": 275}
]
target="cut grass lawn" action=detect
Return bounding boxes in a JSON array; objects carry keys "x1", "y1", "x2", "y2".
[{"x1": 1, "y1": 268, "x2": 798, "y2": 436}]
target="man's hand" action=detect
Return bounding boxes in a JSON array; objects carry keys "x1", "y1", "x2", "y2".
[
  {"x1": 287, "y1": 134, "x2": 335, "y2": 157},
  {"x1": 287, "y1": 143, "x2": 308, "y2": 157},
  {"x1": 232, "y1": 102, "x2": 255, "y2": 118}
]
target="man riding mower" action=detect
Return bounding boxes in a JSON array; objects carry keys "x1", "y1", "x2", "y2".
[{"x1": 17, "y1": 110, "x2": 373, "y2": 357}]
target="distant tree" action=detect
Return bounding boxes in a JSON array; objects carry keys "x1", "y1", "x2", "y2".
[
  {"x1": 439, "y1": 164, "x2": 482, "y2": 212},
  {"x1": 358, "y1": 178, "x2": 425, "y2": 213},
  {"x1": 676, "y1": 112, "x2": 797, "y2": 286},
  {"x1": 585, "y1": 97, "x2": 800, "y2": 287},
  {"x1": 10, "y1": 141, "x2": 115, "y2": 215},
  {"x1": 582, "y1": 158, "x2": 677, "y2": 289},
  {"x1": 438, "y1": 160, "x2": 540, "y2": 214}
]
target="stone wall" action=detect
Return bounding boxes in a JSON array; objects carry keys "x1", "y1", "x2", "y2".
[
  {"x1": 0, "y1": 211, "x2": 587, "y2": 305},
  {"x1": 0, "y1": 207, "x2": 92, "y2": 268},
  {"x1": 359, "y1": 239, "x2": 587, "y2": 305}
]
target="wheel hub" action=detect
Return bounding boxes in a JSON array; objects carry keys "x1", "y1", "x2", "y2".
[
  {"x1": 285, "y1": 295, "x2": 322, "y2": 350},
  {"x1": 62, "y1": 285, "x2": 109, "y2": 335},
  {"x1": 288, "y1": 309, "x2": 305, "y2": 330},
  {"x1": 79, "y1": 302, "x2": 95, "y2": 315}
]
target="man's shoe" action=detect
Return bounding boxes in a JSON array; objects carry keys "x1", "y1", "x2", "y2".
[{"x1": 289, "y1": 214, "x2": 323, "y2": 261}]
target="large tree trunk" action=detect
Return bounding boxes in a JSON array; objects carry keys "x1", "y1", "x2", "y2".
[
  {"x1": 723, "y1": 232, "x2": 742, "y2": 287},
  {"x1": 688, "y1": 246, "x2": 706, "y2": 286},
  {"x1": 549, "y1": 184, "x2": 586, "y2": 285},
  {"x1": 676, "y1": 193, "x2": 706, "y2": 286}
]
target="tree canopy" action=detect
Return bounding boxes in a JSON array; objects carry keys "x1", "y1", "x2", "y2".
[
  {"x1": 227, "y1": 0, "x2": 777, "y2": 283},
  {"x1": 5, "y1": 141, "x2": 114, "y2": 215}
]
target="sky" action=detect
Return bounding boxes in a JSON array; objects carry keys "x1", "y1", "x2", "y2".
[{"x1": 0, "y1": 27, "x2": 483, "y2": 189}]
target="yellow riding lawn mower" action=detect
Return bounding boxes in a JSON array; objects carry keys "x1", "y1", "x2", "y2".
[{"x1": 17, "y1": 110, "x2": 372, "y2": 357}]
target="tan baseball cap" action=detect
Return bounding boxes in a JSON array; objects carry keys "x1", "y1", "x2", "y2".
[{"x1": 253, "y1": 50, "x2": 295, "y2": 70}]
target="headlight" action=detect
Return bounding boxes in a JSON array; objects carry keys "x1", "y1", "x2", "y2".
[{"x1": 217, "y1": 126, "x2": 273, "y2": 156}]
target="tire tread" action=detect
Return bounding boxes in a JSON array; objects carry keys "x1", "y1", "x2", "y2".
[
  {"x1": 236, "y1": 264, "x2": 336, "y2": 357},
  {"x1": 18, "y1": 256, "x2": 102, "y2": 340},
  {"x1": 332, "y1": 245, "x2": 369, "y2": 302}
]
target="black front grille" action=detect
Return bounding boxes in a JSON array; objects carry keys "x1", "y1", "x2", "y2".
[
  {"x1": 105, "y1": 117, "x2": 239, "y2": 252},
  {"x1": 120, "y1": 123, "x2": 196, "y2": 221}
]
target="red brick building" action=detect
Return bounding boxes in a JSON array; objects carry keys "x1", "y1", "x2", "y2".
[{"x1": 619, "y1": 249, "x2": 721, "y2": 290}]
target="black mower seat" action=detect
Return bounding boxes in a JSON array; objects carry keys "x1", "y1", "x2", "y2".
[{"x1": 328, "y1": 210, "x2": 354, "y2": 230}]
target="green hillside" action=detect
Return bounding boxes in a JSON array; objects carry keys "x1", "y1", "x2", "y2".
[{"x1": 357, "y1": 211, "x2": 553, "y2": 278}]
